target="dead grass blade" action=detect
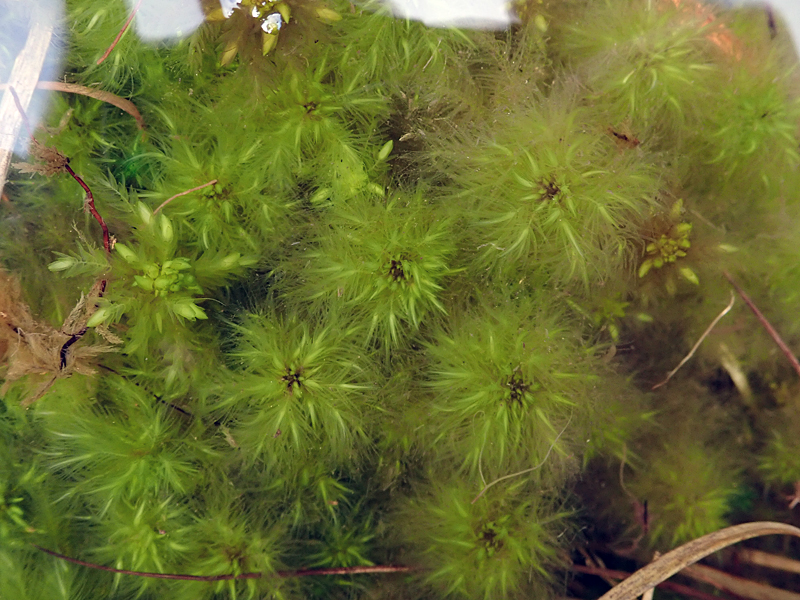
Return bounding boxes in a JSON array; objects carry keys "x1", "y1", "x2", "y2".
[{"x1": 597, "y1": 521, "x2": 800, "y2": 600}]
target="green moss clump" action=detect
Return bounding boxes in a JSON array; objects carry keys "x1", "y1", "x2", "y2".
[{"x1": 4, "y1": 1, "x2": 800, "y2": 598}]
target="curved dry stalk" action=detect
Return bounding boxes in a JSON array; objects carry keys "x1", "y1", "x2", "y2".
[
  {"x1": 652, "y1": 292, "x2": 735, "y2": 390},
  {"x1": 598, "y1": 521, "x2": 800, "y2": 600},
  {"x1": 471, "y1": 415, "x2": 572, "y2": 504},
  {"x1": 571, "y1": 564, "x2": 732, "y2": 600},
  {"x1": 153, "y1": 179, "x2": 218, "y2": 215},
  {"x1": 0, "y1": 82, "x2": 145, "y2": 132},
  {"x1": 96, "y1": 0, "x2": 143, "y2": 65}
]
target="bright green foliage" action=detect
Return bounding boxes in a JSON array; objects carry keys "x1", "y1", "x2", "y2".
[
  {"x1": 215, "y1": 310, "x2": 374, "y2": 468},
  {"x1": 556, "y1": 0, "x2": 718, "y2": 144},
  {"x1": 147, "y1": 105, "x2": 297, "y2": 253},
  {"x1": 5, "y1": 0, "x2": 800, "y2": 598},
  {"x1": 396, "y1": 479, "x2": 565, "y2": 599},
  {"x1": 760, "y1": 430, "x2": 800, "y2": 487},
  {"x1": 638, "y1": 222, "x2": 693, "y2": 277},
  {"x1": 758, "y1": 404, "x2": 800, "y2": 487},
  {"x1": 256, "y1": 59, "x2": 390, "y2": 192},
  {"x1": 438, "y1": 86, "x2": 661, "y2": 286},
  {"x1": 425, "y1": 295, "x2": 592, "y2": 478},
  {"x1": 81, "y1": 202, "x2": 254, "y2": 353},
  {"x1": 86, "y1": 495, "x2": 195, "y2": 599},
  {"x1": 701, "y1": 49, "x2": 800, "y2": 191},
  {"x1": 296, "y1": 192, "x2": 456, "y2": 348},
  {"x1": 639, "y1": 443, "x2": 738, "y2": 547},
  {"x1": 177, "y1": 502, "x2": 286, "y2": 600},
  {"x1": 40, "y1": 376, "x2": 206, "y2": 516}
]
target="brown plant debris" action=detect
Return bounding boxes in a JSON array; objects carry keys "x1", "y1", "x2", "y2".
[
  {"x1": 0, "y1": 271, "x2": 120, "y2": 407},
  {"x1": 12, "y1": 137, "x2": 70, "y2": 177}
]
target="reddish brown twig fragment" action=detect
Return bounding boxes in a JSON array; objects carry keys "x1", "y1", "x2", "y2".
[
  {"x1": 153, "y1": 179, "x2": 218, "y2": 215},
  {"x1": 279, "y1": 565, "x2": 414, "y2": 577},
  {"x1": 8, "y1": 86, "x2": 111, "y2": 256},
  {"x1": 723, "y1": 271, "x2": 800, "y2": 379},
  {"x1": 63, "y1": 164, "x2": 110, "y2": 255},
  {"x1": 33, "y1": 544, "x2": 413, "y2": 581},
  {"x1": 97, "y1": 0, "x2": 143, "y2": 65}
]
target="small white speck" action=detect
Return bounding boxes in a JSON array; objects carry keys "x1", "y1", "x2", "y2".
[{"x1": 261, "y1": 13, "x2": 283, "y2": 33}]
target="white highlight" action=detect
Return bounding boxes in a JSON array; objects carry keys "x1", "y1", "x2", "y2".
[
  {"x1": 130, "y1": 0, "x2": 205, "y2": 41},
  {"x1": 375, "y1": 0, "x2": 516, "y2": 29}
]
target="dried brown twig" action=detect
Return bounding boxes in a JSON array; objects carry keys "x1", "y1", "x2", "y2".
[
  {"x1": 33, "y1": 544, "x2": 413, "y2": 581},
  {"x1": 723, "y1": 271, "x2": 800, "y2": 379},
  {"x1": 571, "y1": 564, "x2": 734, "y2": 600},
  {"x1": 153, "y1": 180, "x2": 218, "y2": 215},
  {"x1": 96, "y1": 0, "x2": 143, "y2": 65},
  {"x1": 9, "y1": 86, "x2": 111, "y2": 255},
  {"x1": 597, "y1": 521, "x2": 800, "y2": 600}
]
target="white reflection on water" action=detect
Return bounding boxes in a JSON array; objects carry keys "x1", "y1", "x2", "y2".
[
  {"x1": 0, "y1": 0, "x2": 62, "y2": 157},
  {"x1": 373, "y1": 0, "x2": 516, "y2": 29},
  {"x1": 129, "y1": 0, "x2": 204, "y2": 41}
]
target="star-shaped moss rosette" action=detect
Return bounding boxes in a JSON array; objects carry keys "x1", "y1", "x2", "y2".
[
  {"x1": 424, "y1": 295, "x2": 594, "y2": 480},
  {"x1": 395, "y1": 478, "x2": 567, "y2": 600},
  {"x1": 295, "y1": 192, "x2": 456, "y2": 349},
  {"x1": 204, "y1": 0, "x2": 342, "y2": 64},
  {"x1": 214, "y1": 309, "x2": 375, "y2": 471},
  {"x1": 435, "y1": 86, "x2": 661, "y2": 288}
]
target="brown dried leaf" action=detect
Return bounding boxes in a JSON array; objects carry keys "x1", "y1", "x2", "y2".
[
  {"x1": 11, "y1": 139, "x2": 69, "y2": 177},
  {"x1": 0, "y1": 271, "x2": 119, "y2": 407}
]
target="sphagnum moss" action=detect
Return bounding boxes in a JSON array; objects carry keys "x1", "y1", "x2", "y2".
[{"x1": 4, "y1": 1, "x2": 800, "y2": 599}]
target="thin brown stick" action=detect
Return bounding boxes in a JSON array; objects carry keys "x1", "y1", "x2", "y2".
[
  {"x1": 282, "y1": 565, "x2": 414, "y2": 576},
  {"x1": 571, "y1": 564, "x2": 736, "y2": 600},
  {"x1": 97, "y1": 0, "x2": 143, "y2": 65},
  {"x1": 153, "y1": 180, "x2": 218, "y2": 215},
  {"x1": 723, "y1": 271, "x2": 800, "y2": 379},
  {"x1": 599, "y1": 521, "x2": 800, "y2": 600},
  {"x1": 33, "y1": 544, "x2": 413, "y2": 581},
  {"x1": 652, "y1": 292, "x2": 735, "y2": 390},
  {"x1": 0, "y1": 82, "x2": 145, "y2": 132}
]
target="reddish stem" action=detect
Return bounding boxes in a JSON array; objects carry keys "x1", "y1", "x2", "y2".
[
  {"x1": 723, "y1": 271, "x2": 800, "y2": 379},
  {"x1": 63, "y1": 164, "x2": 110, "y2": 255},
  {"x1": 33, "y1": 544, "x2": 413, "y2": 581},
  {"x1": 279, "y1": 565, "x2": 414, "y2": 577},
  {"x1": 97, "y1": 0, "x2": 143, "y2": 65}
]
